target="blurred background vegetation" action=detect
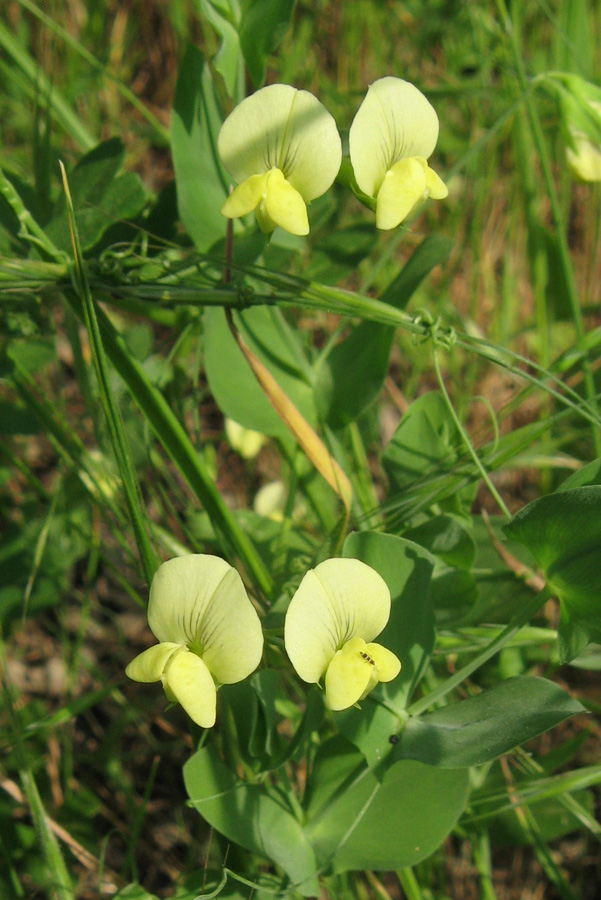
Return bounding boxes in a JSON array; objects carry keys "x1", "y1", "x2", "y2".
[{"x1": 1, "y1": 1, "x2": 600, "y2": 898}]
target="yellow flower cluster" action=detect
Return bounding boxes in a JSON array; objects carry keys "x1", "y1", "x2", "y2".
[
  {"x1": 126, "y1": 554, "x2": 401, "y2": 727},
  {"x1": 218, "y1": 77, "x2": 448, "y2": 235}
]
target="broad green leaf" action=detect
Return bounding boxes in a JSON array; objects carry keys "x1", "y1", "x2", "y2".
[
  {"x1": 316, "y1": 235, "x2": 452, "y2": 428},
  {"x1": 203, "y1": 306, "x2": 316, "y2": 438},
  {"x1": 239, "y1": 0, "x2": 297, "y2": 88},
  {"x1": 403, "y1": 513, "x2": 476, "y2": 569},
  {"x1": 199, "y1": 0, "x2": 244, "y2": 100},
  {"x1": 184, "y1": 745, "x2": 319, "y2": 896},
  {"x1": 383, "y1": 391, "x2": 477, "y2": 520},
  {"x1": 171, "y1": 45, "x2": 229, "y2": 251},
  {"x1": 391, "y1": 676, "x2": 584, "y2": 768},
  {"x1": 113, "y1": 887, "x2": 160, "y2": 900},
  {"x1": 305, "y1": 736, "x2": 468, "y2": 872},
  {"x1": 503, "y1": 486, "x2": 601, "y2": 661},
  {"x1": 47, "y1": 139, "x2": 146, "y2": 252}
]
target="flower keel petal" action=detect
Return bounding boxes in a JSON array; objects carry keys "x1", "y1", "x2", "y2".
[
  {"x1": 425, "y1": 165, "x2": 448, "y2": 200},
  {"x1": 325, "y1": 638, "x2": 378, "y2": 710},
  {"x1": 376, "y1": 158, "x2": 428, "y2": 230},
  {"x1": 264, "y1": 169, "x2": 309, "y2": 235},
  {"x1": 164, "y1": 649, "x2": 217, "y2": 728}
]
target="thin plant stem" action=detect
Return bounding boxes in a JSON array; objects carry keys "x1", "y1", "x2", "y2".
[{"x1": 432, "y1": 346, "x2": 511, "y2": 520}]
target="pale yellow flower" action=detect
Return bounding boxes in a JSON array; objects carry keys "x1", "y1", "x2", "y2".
[
  {"x1": 126, "y1": 555, "x2": 263, "y2": 728},
  {"x1": 349, "y1": 76, "x2": 448, "y2": 230},
  {"x1": 218, "y1": 84, "x2": 342, "y2": 235},
  {"x1": 284, "y1": 558, "x2": 401, "y2": 710}
]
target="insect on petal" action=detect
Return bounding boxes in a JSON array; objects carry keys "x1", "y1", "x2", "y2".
[{"x1": 325, "y1": 638, "x2": 378, "y2": 710}]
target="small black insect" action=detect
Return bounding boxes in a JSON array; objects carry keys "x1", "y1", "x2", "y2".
[
  {"x1": 389, "y1": 734, "x2": 399, "y2": 745},
  {"x1": 359, "y1": 651, "x2": 376, "y2": 665}
]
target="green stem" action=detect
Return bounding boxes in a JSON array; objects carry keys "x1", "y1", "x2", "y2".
[
  {"x1": 433, "y1": 347, "x2": 511, "y2": 519},
  {"x1": 397, "y1": 868, "x2": 426, "y2": 900}
]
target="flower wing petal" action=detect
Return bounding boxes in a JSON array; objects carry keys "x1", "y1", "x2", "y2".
[
  {"x1": 199, "y1": 567, "x2": 263, "y2": 684},
  {"x1": 376, "y1": 157, "x2": 428, "y2": 230},
  {"x1": 425, "y1": 165, "x2": 448, "y2": 200},
  {"x1": 218, "y1": 84, "x2": 297, "y2": 184},
  {"x1": 164, "y1": 649, "x2": 217, "y2": 728},
  {"x1": 125, "y1": 642, "x2": 181, "y2": 683},
  {"x1": 221, "y1": 173, "x2": 269, "y2": 219},
  {"x1": 285, "y1": 558, "x2": 391, "y2": 683},
  {"x1": 350, "y1": 76, "x2": 440, "y2": 198},
  {"x1": 325, "y1": 638, "x2": 376, "y2": 710},
  {"x1": 264, "y1": 169, "x2": 309, "y2": 235},
  {"x1": 365, "y1": 642, "x2": 402, "y2": 682},
  {"x1": 147, "y1": 554, "x2": 235, "y2": 645}
]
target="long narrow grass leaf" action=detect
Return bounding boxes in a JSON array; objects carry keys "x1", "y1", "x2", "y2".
[
  {"x1": 62, "y1": 273, "x2": 274, "y2": 599},
  {"x1": 59, "y1": 161, "x2": 158, "y2": 586},
  {"x1": 0, "y1": 20, "x2": 94, "y2": 150}
]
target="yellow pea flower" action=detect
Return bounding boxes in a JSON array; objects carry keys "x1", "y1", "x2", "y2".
[
  {"x1": 556, "y1": 74, "x2": 601, "y2": 182},
  {"x1": 225, "y1": 418, "x2": 267, "y2": 459},
  {"x1": 349, "y1": 76, "x2": 448, "y2": 230},
  {"x1": 284, "y1": 558, "x2": 401, "y2": 710},
  {"x1": 126, "y1": 555, "x2": 263, "y2": 728},
  {"x1": 218, "y1": 83, "x2": 342, "y2": 235}
]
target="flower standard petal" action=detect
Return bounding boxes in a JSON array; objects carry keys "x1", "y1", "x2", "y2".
[
  {"x1": 278, "y1": 88, "x2": 342, "y2": 201},
  {"x1": 163, "y1": 649, "x2": 217, "y2": 728},
  {"x1": 125, "y1": 642, "x2": 181, "y2": 683},
  {"x1": 218, "y1": 84, "x2": 342, "y2": 203},
  {"x1": 349, "y1": 76, "x2": 440, "y2": 198},
  {"x1": 147, "y1": 554, "x2": 238, "y2": 646},
  {"x1": 198, "y1": 566, "x2": 264, "y2": 684},
  {"x1": 284, "y1": 558, "x2": 391, "y2": 684}
]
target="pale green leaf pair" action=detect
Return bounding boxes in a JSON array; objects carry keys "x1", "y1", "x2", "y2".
[
  {"x1": 218, "y1": 77, "x2": 447, "y2": 235},
  {"x1": 126, "y1": 555, "x2": 263, "y2": 728},
  {"x1": 284, "y1": 558, "x2": 401, "y2": 710}
]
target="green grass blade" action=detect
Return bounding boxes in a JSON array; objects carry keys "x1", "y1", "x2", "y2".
[
  {"x1": 15, "y1": 0, "x2": 170, "y2": 144},
  {"x1": 1, "y1": 664, "x2": 74, "y2": 900},
  {"x1": 0, "y1": 166, "x2": 66, "y2": 261},
  {"x1": 59, "y1": 162, "x2": 158, "y2": 586},
  {"x1": 62, "y1": 272, "x2": 274, "y2": 600},
  {"x1": 0, "y1": 20, "x2": 95, "y2": 151}
]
